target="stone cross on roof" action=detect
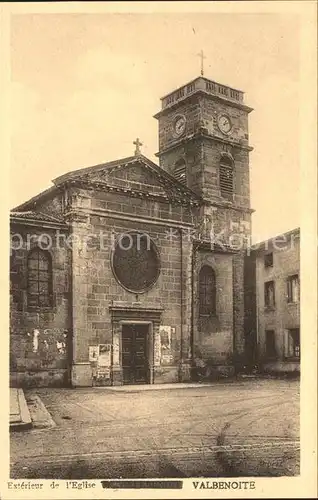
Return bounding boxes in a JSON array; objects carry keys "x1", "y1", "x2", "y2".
[
  {"x1": 133, "y1": 138, "x2": 143, "y2": 156},
  {"x1": 197, "y1": 49, "x2": 206, "y2": 76}
]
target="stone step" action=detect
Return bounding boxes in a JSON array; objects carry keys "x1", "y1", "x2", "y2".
[{"x1": 10, "y1": 388, "x2": 32, "y2": 432}]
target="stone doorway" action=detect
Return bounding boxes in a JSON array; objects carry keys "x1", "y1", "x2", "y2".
[
  {"x1": 122, "y1": 323, "x2": 150, "y2": 384},
  {"x1": 110, "y1": 303, "x2": 163, "y2": 385}
]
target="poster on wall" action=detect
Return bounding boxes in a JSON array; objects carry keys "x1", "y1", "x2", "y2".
[
  {"x1": 159, "y1": 325, "x2": 172, "y2": 351},
  {"x1": 96, "y1": 366, "x2": 110, "y2": 379},
  {"x1": 96, "y1": 344, "x2": 112, "y2": 380},
  {"x1": 161, "y1": 353, "x2": 174, "y2": 365},
  {"x1": 154, "y1": 331, "x2": 161, "y2": 366},
  {"x1": 98, "y1": 344, "x2": 111, "y2": 367},
  {"x1": 113, "y1": 336, "x2": 120, "y2": 366},
  {"x1": 89, "y1": 345, "x2": 99, "y2": 363},
  {"x1": 159, "y1": 326, "x2": 173, "y2": 365}
]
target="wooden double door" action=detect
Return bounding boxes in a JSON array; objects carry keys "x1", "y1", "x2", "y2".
[{"x1": 122, "y1": 324, "x2": 150, "y2": 384}]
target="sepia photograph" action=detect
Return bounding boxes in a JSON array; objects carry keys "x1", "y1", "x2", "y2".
[{"x1": 2, "y1": 1, "x2": 317, "y2": 498}]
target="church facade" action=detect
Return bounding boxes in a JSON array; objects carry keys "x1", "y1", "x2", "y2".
[{"x1": 10, "y1": 75, "x2": 254, "y2": 387}]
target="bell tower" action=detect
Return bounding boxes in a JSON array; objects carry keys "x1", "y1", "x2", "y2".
[
  {"x1": 154, "y1": 76, "x2": 253, "y2": 208},
  {"x1": 154, "y1": 75, "x2": 255, "y2": 367},
  {"x1": 154, "y1": 75, "x2": 254, "y2": 244}
]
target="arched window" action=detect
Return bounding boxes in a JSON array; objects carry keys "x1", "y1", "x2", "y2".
[
  {"x1": 27, "y1": 248, "x2": 53, "y2": 310},
  {"x1": 220, "y1": 154, "x2": 234, "y2": 200},
  {"x1": 174, "y1": 158, "x2": 186, "y2": 185},
  {"x1": 199, "y1": 265, "x2": 216, "y2": 316}
]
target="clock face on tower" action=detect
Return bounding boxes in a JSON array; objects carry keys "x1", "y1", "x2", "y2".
[
  {"x1": 218, "y1": 114, "x2": 232, "y2": 134},
  {"x1": 173, "y1": 115, "x2": 186, "y2": 137}
]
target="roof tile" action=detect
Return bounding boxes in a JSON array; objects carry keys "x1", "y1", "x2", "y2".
[{"x1": 10, "y1": 211, "x2": 65, "y2": 224}]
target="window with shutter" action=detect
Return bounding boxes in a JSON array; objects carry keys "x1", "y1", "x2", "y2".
[
  {"x1": 287, "y1": 274, "x2": 300, "y2": 303},
  {"x1": 174, "y1": 159, "x2": 186, "y2": 185},
  {"x1": 220, "y1": 155, "x2": 234, "y2": 200}
]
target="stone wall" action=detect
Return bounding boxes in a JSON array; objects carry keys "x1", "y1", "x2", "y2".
[
  {"x1": 200, "y1": 96, "x2": 249, "y2": 150},
  {"x1": 69, "y1": 185, "x2": 194, "y2": 386},
  {"x1": 193, "y1": 249, "x2": 234, "y2": 374},
  {"x1": 244, "y1": 251, "x2": 257, "y2": 367},
  {"x1": 10, "y1": 224, "x2": 71, "y2": 387},
  {"x1": 157, "y1": 95, "x2": 201, "y2": 153},
  {"x1": 34, "y1": 191, "x2": 65, "y2": 217},
  {"x1": 200, "y1": 137, "x2": 250, "y2": 209},
  {"x1": 157, "y1": 95, "x2": 251, "y2": 211},
  {"x1": 232, "y1": 252, "x2": 246, "y2": 359}
]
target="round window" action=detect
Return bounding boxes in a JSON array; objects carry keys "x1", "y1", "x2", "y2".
[{"x1": 112, "y1": 232, "x2": 161, "y2": 293}]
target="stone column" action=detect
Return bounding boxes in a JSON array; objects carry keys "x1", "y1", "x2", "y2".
[
  {"x1": 151, "y1": 322, "x2": 162, "y2": 383},
  {"x1": 179, "y1": 229, "x2": 193, "y2": 381},
  {"x1": 67, "y1": 207, "x2": 93, "y2": 387},
  {"x1": 111, "y1": 322, "x2": 123, "y2": 385},
  {"x1": 233, "y1": 251, "x2": 246, "y2": 366}
]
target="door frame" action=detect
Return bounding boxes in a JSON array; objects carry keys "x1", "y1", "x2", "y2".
[{"x1": 119, "y1": 320, "x2": 154, "y2": 384}]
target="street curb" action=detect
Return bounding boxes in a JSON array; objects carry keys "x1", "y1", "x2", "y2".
[
  {"x1": 10, "y1": 389, "x2": 32, "y2": 432},
  {"x1": 96, "y1": 381, "x2": 248, "y2": 392},
  {"x1": 27, "y1": 394, "x2": 56, "y2": 430}
]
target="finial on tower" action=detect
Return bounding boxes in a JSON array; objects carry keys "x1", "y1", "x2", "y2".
[
  {"x1": 197, "y1": 49, "x2": 206, "y2": 76},
  {"x1": 133, "y1": 137, "x2": 143, "y2": 156}
]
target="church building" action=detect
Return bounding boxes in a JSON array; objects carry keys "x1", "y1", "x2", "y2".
[{"x1": 10, "y1": 73, "x2": 254, "y2": 387}]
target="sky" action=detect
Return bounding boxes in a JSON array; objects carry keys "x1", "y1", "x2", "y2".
[{"x1": 9, "y1": 11, "x2": 301, "y2": 243}]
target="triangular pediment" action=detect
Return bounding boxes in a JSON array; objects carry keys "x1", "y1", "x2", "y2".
[
  {"x1": 87, "y1": 161, "x2": 166, "y2": 194},
  {"x1": 54, "y1": 155, "x2": 202, "y2": 205}
]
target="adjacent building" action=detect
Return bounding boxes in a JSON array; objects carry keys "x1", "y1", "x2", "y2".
[{"x1": 248, "y1": 228, "x2": 300, "y2": 374}]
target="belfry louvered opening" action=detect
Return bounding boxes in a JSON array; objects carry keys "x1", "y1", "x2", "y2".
[
  {"x1": 220, "y1": 155, "x2": 234, "y2": 200},
  {"x1": 174, "y1": 158, "x2": 187, "y2": 185}
]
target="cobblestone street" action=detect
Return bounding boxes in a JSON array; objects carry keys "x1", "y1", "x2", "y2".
[{"x1": 10, "y1": 379, "x2": 300, "y2": 479}]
